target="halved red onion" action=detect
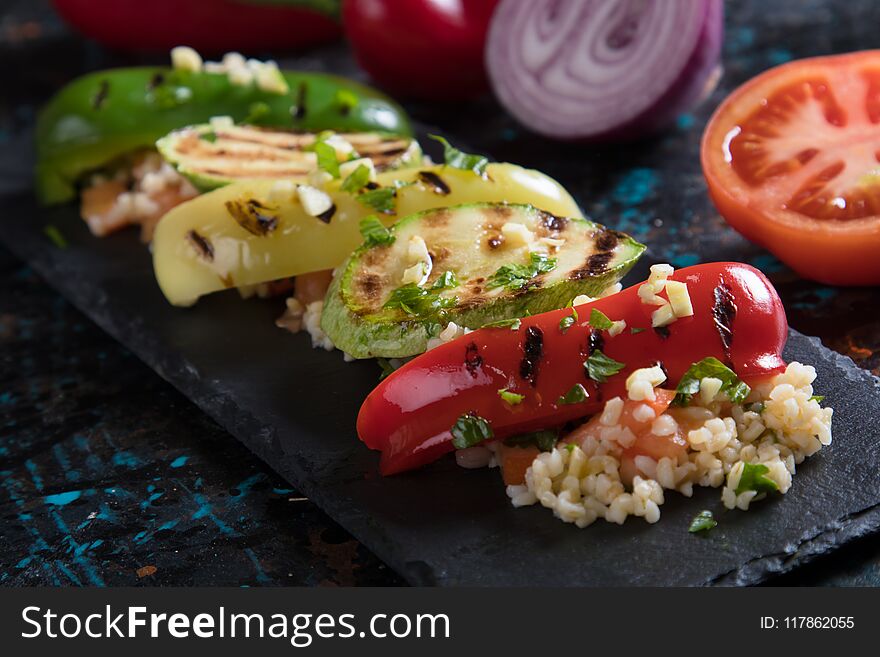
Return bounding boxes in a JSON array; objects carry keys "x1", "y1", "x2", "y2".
[{"x1": 485, "y1": 0, "x2": 724, "y2": 140}]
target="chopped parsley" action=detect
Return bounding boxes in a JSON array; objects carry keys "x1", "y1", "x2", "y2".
[
  {"x1": 565, "y1": 443, "x2": 576, "y2": 454},
  {"x1": 342, "y1": 163, "x2": 371, "y2": 193},
  {"x1": 357, "y1": 186, "x2": 396, "y2": 214},
  {"x1": 504, "y1": 429, "x2": 558, "y2": 452},
  {"x1": 433, "y1": 270, "x2": 459, "y2": 290},
  {"x1": 688, "y1": 510, "x2": 717, "y2": 533},
  {"x1": 43, "y1": 225, "x2": 68, "y2": 249},
  {"x1": 735, "y1": 463, "x2": 780, "y2": 496},
  {"x1": 199, "y1": 130, "x2": 218, "y2": 143},
  {"x1": 585, "y1": 350, "x2": 626, "y2": 383},
  {"x1": 482, "y1": 317, "x2": 522, "y2": 330},
  {"x1": 359, "y1": 215, "x2": 395, "y2": 247},
  {"x1": 313, "y1": 140, "x2": 340, "y2": 178},
  {"x1": 498, "y1": 388, "x2": 525, "y2": 406},
  {"x1": 630, "y1": 327, "x2": 646, "y2": 335},
  {"x1": 558, "y1": 383, "x2": 589, "y2": 405},
  {"x1": 451, "y1": 413, "x2": 493, "y2": 449},
  {"x1": 428, "y1": 134, "x2": 489, "y2": 176},
  {"x1": 809, "y1": 395, "x2": 825, "y2": 403},
  {"x1": 384, "y1": 274, "x2": 458, "y2": 317},
  {"x1": 487, "y1": 252, "x2": 557, "y2": 291},
  {"x1": 559, "y1": 307, "x2": 578, "y2": 333},
  {"x1": 589, "y1": 308, "x2": 613, "y2": 331},
  {"x1": 673, "y1": 357, "x2": 750, "y2": 406}
]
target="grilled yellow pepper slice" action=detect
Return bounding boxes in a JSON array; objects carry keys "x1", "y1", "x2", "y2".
[{"x1": 152, "y1": 162, "x2": 583, "y2": 306}]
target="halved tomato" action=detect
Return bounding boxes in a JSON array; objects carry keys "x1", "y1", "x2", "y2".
[{"x1": 702, "y1": 51, "x2": 880, "y2": 285}]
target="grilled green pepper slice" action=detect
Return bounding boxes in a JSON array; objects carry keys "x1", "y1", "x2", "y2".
[{"x1": 35, "y1": 67, "x2": 412, "y2": 204}]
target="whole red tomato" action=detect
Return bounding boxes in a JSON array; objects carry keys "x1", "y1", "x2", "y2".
[{"x1": 342, "y1": 0, "x2": 499, "y2": 100}]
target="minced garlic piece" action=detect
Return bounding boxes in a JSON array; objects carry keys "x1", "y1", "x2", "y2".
[
  {"x1": 402, "y1": 235, "x2": 432, "y2": 285},
  {"x1": 308, "y1": 169, "x2": 334, "y2": 188},
  {"x1": 537, "y1": 236, "x2": 565, "y2": 252},
  {"x1": 501, "y1": 222, "x2": 534, "y2": 248},
  {"x1": 297, "y1": 184, "x2": 334, "y2": 217},
  {"x1": 171, "y1": 46, "x2": 203, "y2": 72},
  {"x1": 608, "y1": 319, "x2": 627, "y2": 337},
  {"x1": 665, "y1": 280, "x2": 694, "y2": 318},
  {"x1": 651, "y1": 302, "x2": 676, "y2": 327},
  {"x1": 324, "y1": 134, "x2": 356, "y2": 159},
  {"x1": 340, "y1": 157, "x2": 376, "y2": 181},
  {"x1": 227, "y1": 65, "x2": 254, "y2": 87},
  {"x1": 268, "y1": 180, "x2": 297, "y2": 201},
  {"x1": 699, "y1": 376, "x2": 723, "y2": 405},
  {"x1": 209, "y1": 115, "x2": 234, "y2": 130},
  {"x1": 638, "y1": 263, "x2": 673, "y2": 306},
  {"x1": 625, "y1": 366, "x2": 667, "y2": 401},
  {"x1": 254, "y1": 60, "x2": 289, "y2": 94}
]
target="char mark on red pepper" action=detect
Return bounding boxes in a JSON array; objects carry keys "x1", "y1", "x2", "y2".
[
  {"x1": 588, "y1": 329, "x2": 604, "y2": 355},
  {"x1": 654, "y1": 325, "x2": 670, "y2": 339},
  {"x1": 519, "y1": 326, "x2": 544, "y2": 385},
  {"x1": 712, "y1": 281, "x2": 737, "y2": 361},
  {"x1": 186, "y1": 230, "x2": 214, "y2": 261},
  {"x1": 92, "y1": 80, "x2": 110, "y2": 110},
  {"x1": 464, "y1": 342, "x2": 483, "y2": 377}
]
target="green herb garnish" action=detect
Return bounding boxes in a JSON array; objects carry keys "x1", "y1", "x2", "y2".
[
  {"x1": 487, "y1": 252, "x2": 557, "y2": 291},
  {"x1": 342, "y1": 163, "x2": 371, "y2": 193},
  {"x1": 559, "y1": 307, "x2": 578, "y2": 333},
  {"x1": 688, "y1": 510, "x2": 717, "y2": 533},
  {"x1": 428, "y1": 134, "x2": 489, "y2": 176},
  {"x1": 673, "y1": 357, "x2": 750, "y2": 406},
  {"x1": 589, "y1": 308, "x2": 613, "y2": 331},
  {"x1": 199, "y1": 130, "x2": 218, "y2": 143},
  {"x1": 43, "y1": 225, "x2": 68, "y2": 249},
  {"x1": 565, "y1": 443, "x2": 576, "y2": 454},
  {"x1": 377, "y1": 357, "x2": 397, "y2": 380},
  {"x1": 451, "y1": 413, "x2": 493, "y2": 449},
  {"x1": 482, "y1": 317, "x2": 522, "y2": 330},
  {"x1": 630, "y1": 327, "x2": 646, "y2": 335},
  {"x1": 313, "y1": 140, "x2": 340, "y2": 178},
  {"x1": 357, "y1": 186, "x2": 396, "y2": 214},
  {"x1": 585, "y1": 350, "x2": 626, "y2": 383},
  {"x1": 504, "y1": 429, "x2": 558, "y2": 452},
  {"x1": 432, "y1": 270, "x2": 459, "y2": 290},
  {"x1": 498, "y1": 388, "x2": 525, "y2": 406},
  {"x1": 359, "y1": 215, "x2": 395, "y2": 247},
  {"x1": 809, "y1": 395, "x2": 825, "y2": 403},
  {"x1": 735, "y1": 463, "x2": 779, "y2": 496},
  {"x1": 558, "y1": 383, "x2": 589, "y2": 405},
  {"x1": 384, "y1": 274, "x2": 458, "y2": 317}
]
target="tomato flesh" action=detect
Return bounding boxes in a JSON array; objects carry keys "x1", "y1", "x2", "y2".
[{"x1": 702, "y1": 51, "x2": 880, "y2": 285}]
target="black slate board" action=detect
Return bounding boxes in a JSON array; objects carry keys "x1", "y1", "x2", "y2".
[{"x1": 3, "y1": 188, "x2": 880, "y2": 587}]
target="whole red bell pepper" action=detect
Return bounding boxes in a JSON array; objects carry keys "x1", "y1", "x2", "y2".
[
  {"x1": 342, "y1": 0, "x2": 500, "y2": 100},
  {"x1": 357, "y1": 262, "x2": 788, "y2": 475},
  {"x1": 52, "y1": 0, "x2": 342, "y2": 53}
]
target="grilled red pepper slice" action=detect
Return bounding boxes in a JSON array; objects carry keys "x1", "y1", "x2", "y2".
[{"x1": 357, "y1": 262, "x2": 788, "y2": 475}]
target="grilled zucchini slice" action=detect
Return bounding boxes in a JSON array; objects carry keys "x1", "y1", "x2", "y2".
[
  {"x1": 157, "y1": 124, "x2": 422, "y2": 191},
  {"x1": 321, "y1": 203, "x2": 645, "y2": 358}
]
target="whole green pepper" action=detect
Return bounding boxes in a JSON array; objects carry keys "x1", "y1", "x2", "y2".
[{"x1": 35, "y1": 67, "x2": 412, "y2": 204}]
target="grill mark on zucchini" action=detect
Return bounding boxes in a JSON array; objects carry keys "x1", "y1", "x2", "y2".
[{"x1": 186, "y1": 230, "x2": 214, "y2": 261}]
